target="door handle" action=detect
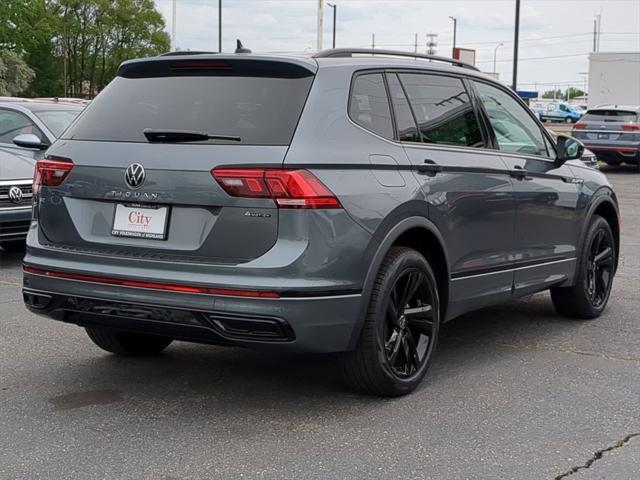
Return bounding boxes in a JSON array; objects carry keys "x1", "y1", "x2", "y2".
[
  {"x1": 509, "y1": 165, "x2": 527, "y2": 179},
  {"x1": 416, "y1": 159, "x2": 443, "y2": 176}
]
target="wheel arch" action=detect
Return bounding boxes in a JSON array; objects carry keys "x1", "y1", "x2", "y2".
[
  {"x1": 347, "y1": 215, "x2": 450, "y2": 350},
  {"x1": 581, "y1": 191, "x2": 620, "y2": 272}
]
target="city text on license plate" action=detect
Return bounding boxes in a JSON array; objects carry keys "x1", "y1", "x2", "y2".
[
  {"x1": 111, "y1": 204, "x2": 169, "y2": 240},
  {"x1": 598, "y1": 133, "x2": 609, "y2": 139}
]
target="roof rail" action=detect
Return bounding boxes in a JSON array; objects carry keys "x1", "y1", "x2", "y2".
[
  {"x1": 313, "y1": 48, "x2": 480, "y2": 71},
  {"x1": 159, "y1": 50, "x2": 218, "y2": 57}
]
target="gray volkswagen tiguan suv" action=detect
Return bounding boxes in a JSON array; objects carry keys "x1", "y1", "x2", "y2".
[{"x1": 23, "y1": 49, "x2": 620, "y2": 395}]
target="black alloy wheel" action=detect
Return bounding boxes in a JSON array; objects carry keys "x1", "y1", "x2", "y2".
[
  {"x1": 585, "y1": 227, "x2": 614, "y2": 309},
  {"x1": 383, "y1": 269, "x2": 436, "y2": 378},
  {"x1": 343, "y1": 247, "x2": 440, "y2": 396},
  {"x1": 551, "y1": 215, "x2": 616, "y2": 319}
]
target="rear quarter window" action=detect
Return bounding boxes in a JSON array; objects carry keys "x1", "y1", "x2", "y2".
[
  {"x1": 349, "y1": 73, "x2": 394, "y2": 140},
  {"x1": 62, "y1": 73, "x2": 313, "y2": 145}
]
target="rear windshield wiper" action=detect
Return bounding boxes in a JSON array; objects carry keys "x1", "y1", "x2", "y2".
[{"x1": 143, "y1": 128, "x2": 241, "y2": 143}]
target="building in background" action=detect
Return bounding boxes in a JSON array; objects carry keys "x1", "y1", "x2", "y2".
[{"x1": 588, "y1": 52, "x2": 640, "y2": 108}]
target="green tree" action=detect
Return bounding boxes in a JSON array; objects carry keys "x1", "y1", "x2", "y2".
[
  {"x1": 0, "y1": 0, "x2": 62, "y2": 96},
  {"x1": 565, "y1": 87, "x2": 585, "y2": 101},
  {"x1": 0, "y1": 0, "x2": 170, "y2": 97},
  {"x1": 0, "y1": 50, "x2": 35, "y2": 95},
  {"x1": 542, "y1": 89, "x2": 563, "y2": 100}
]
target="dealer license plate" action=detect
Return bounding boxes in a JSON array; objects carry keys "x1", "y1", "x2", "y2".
[{"x1": 111, "y1": 204, "x2": 169, "y2": 240}]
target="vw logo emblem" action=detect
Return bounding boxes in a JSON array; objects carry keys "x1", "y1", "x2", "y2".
[
  {"x1": 125, "y1": 163, "x2": 145, "y2": 188},
  {"x1": 8, "y1": 186, "x2": 23, "y2": 204}
]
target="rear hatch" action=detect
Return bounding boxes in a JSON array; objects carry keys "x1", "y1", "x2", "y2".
[
  {"x1": 37, "y1": 56, "x2": 316, "y2": 264},
  {"x1": 573, "y1": 109, "x2": 640, "y2": 144}
]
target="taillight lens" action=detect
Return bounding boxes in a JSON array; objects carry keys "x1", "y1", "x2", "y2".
[
  {"x1": 33, "y1": 157, "x2": 74, "y2": 193},
  {"x1": 573, "y1": 123, "x2": 587, "y2": 129},
  {"x1": 621, "y1": 124, "x2": 640, "y2": 131},
  {"x1": 212, "y1": 168, "x2": 341, "y2": 209}
]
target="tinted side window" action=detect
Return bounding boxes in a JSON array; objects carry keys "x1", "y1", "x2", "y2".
[
  {"x1": 349, "y1": 73, "x2": 394, "y2": 139},
  {"x1": 386, "y1": 73, "x2": 420, "y2": 142},
  {"x1": 398, "y1": 73, "x2": 484, "y2": 148},
  {"x1": 473, "y1": 81, "x2": 547, "y2": 157},
  {"x1": 0, "y1": 109, "x2": 44, "y2": 143}
]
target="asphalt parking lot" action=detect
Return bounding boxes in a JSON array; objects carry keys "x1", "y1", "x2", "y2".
[{"x1": 1, "y1": 166, "x2": 638, "y2": 480}]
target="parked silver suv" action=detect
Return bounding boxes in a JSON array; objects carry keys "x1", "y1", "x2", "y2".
[{"x1": 23, "y1": 49, "x2": 620, "y2": 395}]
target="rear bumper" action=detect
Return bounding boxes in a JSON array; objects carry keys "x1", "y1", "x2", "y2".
[
  {"x1": 23, "y1": 269, "x2": 363, "y2": 353},
  {"x1": 0, "y1": 207, "x2": 32, "y2": 243},
  {"x1": 583, "y1": 145, "x2": 640, "y2": 164}
]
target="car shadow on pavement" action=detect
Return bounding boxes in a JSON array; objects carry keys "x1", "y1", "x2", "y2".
[
  {"x1": 0, "y1": 245, "x2": 27, "y2": 268},
  {"x1": 41, "y1": 292, "x2": 590, "y2": 416},
  {"x1": 599, "y1": 164, "x2": 639, "y2": 175}
]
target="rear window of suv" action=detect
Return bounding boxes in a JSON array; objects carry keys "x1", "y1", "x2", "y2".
[
  {"x1": 62, "y1": 71, "x2": 313, "y2": 145},
  {"x1": 583, "y1": 110, "x2": 638, "y2": 123}
]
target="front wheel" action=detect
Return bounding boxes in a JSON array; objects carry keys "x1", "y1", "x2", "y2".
[
  {"x1": 85, "y1": 326, "x2": 173, "y2": 356},
  {"x1": 551, "y1": 216, "x2": 615, "y2": 319},
  {"x1": 343, "y1": 247, "x2": 440, "y2": 396},
  {"x1": 565, "y1": 117, "x2": 573, "y2": 123}
]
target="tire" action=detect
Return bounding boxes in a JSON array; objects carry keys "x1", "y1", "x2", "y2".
[
  {"x1": 565, "y1": 117, "x2": 573, "y2": 123},
  {"x1": 85, "y1": 326, "x2": 173, "y2": 356},
  {"x1": 343, "y1": 247, "x2": 440, "y2": 396},
  {"x1": 551, "y1": 216, "x2": 615, "y2": 319}
]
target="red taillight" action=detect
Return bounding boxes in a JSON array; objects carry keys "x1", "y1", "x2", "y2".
[
  {"x1": 23, "y1": 266, "x2": 280, "y2": 299},
  {"x1": 573, "y1": 123, "x2": 587, "y2": 130},
  {"x1": 621, "y1": 124, "x2": 640, "y2": 131},
  {"x1": 33, "y1": 157, "x2": 74, "y2": 193},
  {"x1": 212, "y1": 168, "x2": 341, "y2": 209}
]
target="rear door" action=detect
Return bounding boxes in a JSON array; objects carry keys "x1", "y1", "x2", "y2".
[
  {"x1": 388, "y1": 71, "x2": 516, "y2": 315},
  {"x1": 471, "y1": 80, "x2": 581, "y2": 294},
  {"x1": 39, "y1": 57, "x2": 315, "y2": 264}
]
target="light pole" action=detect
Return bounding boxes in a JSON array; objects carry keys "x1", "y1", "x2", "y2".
[
  {"x1": 218, "y1": 0, "x2": 222, "y2": 52},
  {"x1": 512, "y1": 0, "x2": 520, "y2": 90},
  {"x1": 449, "y1": 16, "x2": 457, "y2": 57},
  {"x1": 171, "y1": 0, "x2": 177, "y2": 50},
  {"x1": 493, "y1": 42, "x2": 503, "y2": 74},
  {"x1": 327, "y1": 3, "x2": 336, "y2": 48},
  {"x1": 316, "y1": 0, "x2": 324, "y2": 51}
]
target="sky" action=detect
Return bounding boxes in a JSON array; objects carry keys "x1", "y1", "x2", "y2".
[{"x1": 154, "y1": 0, "x2": 640, "y2": 92}]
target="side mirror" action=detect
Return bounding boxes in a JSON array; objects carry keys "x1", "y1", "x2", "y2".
[
  {"x1": 555, "y1": 135, "x2": 584, "y2": 166},
  {"x1": 13, "y1": 133, "x2": 49, "y2": 150}
]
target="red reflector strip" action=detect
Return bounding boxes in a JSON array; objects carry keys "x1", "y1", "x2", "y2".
[
  {"x1": 23, "y1": 266, "x2": 280, "y2": 299},
  {"x1": 618, "y1": 147, "x2": 638, "y2": 154},
  {"x1": 573, "y1": 123, "x2": 587, "y2": 129}
]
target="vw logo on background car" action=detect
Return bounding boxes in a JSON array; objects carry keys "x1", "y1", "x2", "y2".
[
  {"x1": 125, "y1": 163, "x2": 145, "y2": 188},
  {"x1": 8, "y1": 186, "x2": 24, "y2": 204}
]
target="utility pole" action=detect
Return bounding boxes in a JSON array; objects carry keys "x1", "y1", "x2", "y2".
[
  {"x1": 316, "y1": 0, "x2": 323, "y2": 51},
  {"x1": 596, "y1": 13, "x2": 602, "y2": 52},
  {"x1": 512, "y1": 0, "x2": 521, "y2": 91},
  {"x1": 579, "y1": 71, "x2": 588, "y2": 100},
  {"x1": 493, "y1": 42, "x2": 503, "y2": 75},
  {"x1": 218, "y1": 0, "x2": 222, "y2": 52},
  {"x1": 426, "y1": 33, "x2": 438, "y2": 55},
  {"x1": 593, "y1": 18, "x2": 597, "y2": 52},
  {"x1": 449, "y1": 16, "x2": 457, "y2": 57},
  {"x1": 414, "y1": 33, "x2": 418, "y2": 53},
  {"x1": 171, "y1": 0, "x2": 177, "y2": 50},
  {"x1": 372, "y1": 33, "x2": 375, "y2": 49},
  {"x1": 327, "y1": 3, "x2": 336, "y2": 48}
]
